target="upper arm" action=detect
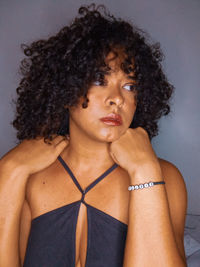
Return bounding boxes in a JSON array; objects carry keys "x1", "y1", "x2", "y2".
[
  {"x1": 19, "y1": 199, "x2": 31, "y2": 266},
  {"x1": 158, "y1": 158, "x2": 188, "y2": 262}
]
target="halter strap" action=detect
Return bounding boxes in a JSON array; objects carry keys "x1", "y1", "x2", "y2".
[{"x1": 58, "y1": 155, "x2": 118, "y2": 203}]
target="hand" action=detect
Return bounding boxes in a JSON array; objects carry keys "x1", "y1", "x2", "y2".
[
  {"x1": 1, "y1": 135, "x2": 69, "y2": 176},
  {"x1": 109, "y1": 127, "x2": 160, "y2": 175}
]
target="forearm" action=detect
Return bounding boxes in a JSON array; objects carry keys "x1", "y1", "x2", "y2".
[
  {"x1": 123, "y1": 163, "x2": 186, "y2": 267},
  {"x1": 0, "y1": 158, "x2": 29, "y2": 267}
]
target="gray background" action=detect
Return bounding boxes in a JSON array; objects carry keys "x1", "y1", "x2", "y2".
[{"x1": 0, "y1": 0, "x2": 199, "y2": 214}]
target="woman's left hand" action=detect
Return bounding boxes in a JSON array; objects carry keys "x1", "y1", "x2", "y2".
[{"x1": 109, "y1": 127, "x2": 160, "y2": 175}]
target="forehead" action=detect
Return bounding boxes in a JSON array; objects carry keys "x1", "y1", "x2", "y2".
[
  {"x1": 105, "y1": 48, "x2": 134, "y2": 70},
  {"x1": 104, "y1": 49, "x2": 135, "y2": 79}
]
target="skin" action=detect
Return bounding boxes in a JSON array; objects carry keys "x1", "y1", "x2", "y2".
[
  {"x1": 0, "y1": 51, "x2": 187, "y2": 267},
  {"x1": 0, "y1": 136, "x2": 68, "y2": 267},
  {"x1": 67, "y1": 50, "x2": 137, "y2": 170}
]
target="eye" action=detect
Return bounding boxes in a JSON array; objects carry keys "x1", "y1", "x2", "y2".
[
  {"x1": 123, "y1": 84, "x2": 137, "y2": 91},
  {"x1": 93, "y1": 71, "x2": 108, "y2": 87},
  {"x1": 93, "y1": 80, "x2": 103, "y2": 86},
  {"x1": 93, "y1": 79, "x2": 107, "y2": 87}
]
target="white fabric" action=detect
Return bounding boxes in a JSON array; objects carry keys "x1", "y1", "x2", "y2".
[{"x1": 184, "y1": 214, "x2": 200, "y2": 266}]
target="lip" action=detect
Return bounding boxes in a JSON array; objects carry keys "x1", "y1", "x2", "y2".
[{"x1": 100, "y1": 113, "x2": 123, "y2": 126}]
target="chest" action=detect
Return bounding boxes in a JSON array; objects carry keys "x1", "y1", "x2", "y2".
[
  {"x1": 27, "y1": 158, "x2": 130, "y2": 223},
  {"x1": 26, "y1": 158, "x2": 130, "y2": 266}
]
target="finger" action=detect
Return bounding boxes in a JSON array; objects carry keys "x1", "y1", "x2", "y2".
[
  {"x1": 56, "y1": 137, "x2": 69, "y2": 146},
  {"x1": 50, "y1": 135, "x2": 67, "y2": 145},
  {"x1": 55, "y1": 139, "x2": 69, "y2": 154},
  {"x1": 109, "y1": 150, "x2": 120, "y2": 165}
]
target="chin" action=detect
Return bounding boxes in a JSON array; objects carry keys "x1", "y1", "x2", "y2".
[{"x1": 99, "y1": 128, "x2": 126, "y2": 142}]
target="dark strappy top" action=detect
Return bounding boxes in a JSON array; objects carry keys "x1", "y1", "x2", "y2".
[{"x1": 23, "y1": 155, "x2": 128, "y2": 267}]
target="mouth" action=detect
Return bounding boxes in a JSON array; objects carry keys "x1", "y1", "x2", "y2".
[{"x1": 100, "y1": 113, "x2": 123, "y2": 126}]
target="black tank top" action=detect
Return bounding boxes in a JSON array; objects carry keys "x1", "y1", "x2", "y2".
[{"x1": 23, "y1": 155, "x2": 128, "y2": 267}]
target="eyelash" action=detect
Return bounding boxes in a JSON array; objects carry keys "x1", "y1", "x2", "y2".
[
  {"x1": 93, "y1": 80, "x2": 136, "y2": 91},
  {"x1": 123, "y1": 84, "x2": 137, "y2": 91},
  {"x1": 93, "y1": 80, "x2": 106, "y2": 86}
]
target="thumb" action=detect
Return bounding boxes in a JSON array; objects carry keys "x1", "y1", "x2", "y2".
[
  {"x1": 55, "y1": 139, "x2": 69, "y2": 155},
  {"x1": 109, "y1": 150, "x2": 120, "y2": 165}
]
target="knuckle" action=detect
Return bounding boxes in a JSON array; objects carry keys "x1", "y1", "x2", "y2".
[
  {"x1": 137, "y1": 127, "x2": 147, "y2": 135},
  {"x1": 126, "y1": 128, "x2": 133, "y2": 136}
]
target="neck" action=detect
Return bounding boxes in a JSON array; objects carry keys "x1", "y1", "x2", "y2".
[{"x1": 62, "y1": 129, "x2": 115, "y2": 172}]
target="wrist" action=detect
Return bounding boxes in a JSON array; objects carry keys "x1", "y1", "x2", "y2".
[
  {"x1": 0, "y1": 157, "x2": 30, "y2": 179},
  {"x1": 128, "y1": 161, "x2": 163, "y2": 184}
]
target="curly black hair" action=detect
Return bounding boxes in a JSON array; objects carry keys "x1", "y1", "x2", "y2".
[{"x1": 12, "y1": 3, "x2": 174, "y2": 143}]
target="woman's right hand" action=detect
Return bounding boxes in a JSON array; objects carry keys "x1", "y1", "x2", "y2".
[{"x1": 0, "y1": 135, "x2": 69, "y2": 176}]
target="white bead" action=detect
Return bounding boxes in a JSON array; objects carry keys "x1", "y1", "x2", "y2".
[
  {"x1": 128, "y1": 181, "x2": 164, "y2": 191},
  {"x1": 128, "y1": 186, "x2": 135, "y2": 191}
]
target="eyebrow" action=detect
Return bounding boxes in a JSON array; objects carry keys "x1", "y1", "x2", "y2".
[
  {"x1": 127, "y1": 75, "x2": 136, "y2": 81},
  {"x1": 100, "y1": 71, "x2": 136, "y2": 82}
]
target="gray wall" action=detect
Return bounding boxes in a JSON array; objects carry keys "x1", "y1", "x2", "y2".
[{"x1": 0, "y1": 0, "x2": 199, "y2": 214}]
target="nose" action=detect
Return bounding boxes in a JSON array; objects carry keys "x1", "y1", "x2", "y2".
[{"x1": 106, "y1": 87, "x2": 124, "y2": 108}]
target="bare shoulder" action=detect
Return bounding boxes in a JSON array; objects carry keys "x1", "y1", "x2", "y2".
[
  {"x1": 158, "y1": 157, "x2": 188, "y2": 261},
  {"x1": 26, "y1": 158, "x2": 60, "y2": 188},
  {"x1": 158, "y1": 157, "x2": 188, "y2": 216},
  {"x1": 25, "y1": 158, "x2": 61, "y2": 209},
  {"x1": 158, "y1": 157, "x2": 187, "y2": 188}
]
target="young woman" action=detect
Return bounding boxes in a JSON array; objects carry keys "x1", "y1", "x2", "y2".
[{"x1": 0, "y1": 4, "x2": 187, "y2": 267}]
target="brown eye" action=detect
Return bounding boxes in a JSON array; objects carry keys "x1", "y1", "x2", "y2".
[
  {"x1": 93, "y1": 71, "x2": 108, "y2": 86},
  {"x1": 93, "y1": 79, "x2": 107, "y2": 86},
  {"x1": 93, "y1": 80, "x2": 102, "y2": 86},
  {"x1": 123, "y1": 84, "x2": 137, "y2": 91}
]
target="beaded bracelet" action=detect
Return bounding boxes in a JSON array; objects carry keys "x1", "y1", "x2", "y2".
[{"x1": 128, "y1": 181, "x2": 165, "y2": 191}]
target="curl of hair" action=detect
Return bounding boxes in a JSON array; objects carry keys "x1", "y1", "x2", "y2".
[{"x1": 12, "y1": 3, "x2": 174, "y2": 143}]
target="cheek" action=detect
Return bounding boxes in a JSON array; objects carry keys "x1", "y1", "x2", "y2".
[
  {"x1": 88, "y1": 94, "x2": 103, "y2": 109},
  {"x1": 125, "y1": 100, "x2": 137, "y2": 121},
  {"x1": 130, "y1": 106, "x2": 137, "y2": 120}
]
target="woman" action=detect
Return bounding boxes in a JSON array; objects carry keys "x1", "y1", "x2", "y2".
[{"x1": 0, "y1": 4, "x2": 187, "y2": 267}]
